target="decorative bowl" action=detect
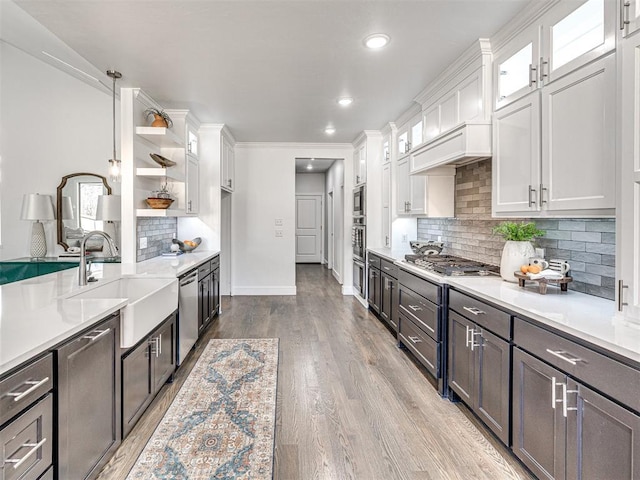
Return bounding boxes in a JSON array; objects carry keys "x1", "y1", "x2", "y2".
[
  {"x1": 410, "y1": 241, "x2": 444, "y2": 255},
  {"x1": 146, "y1": 198, "x2": 174, "y2": 209},
  {"x1": 150, "y1": 153, "x2": 177, "y2": 168},
  {"x1": 172, "y1": 237, "x2": 201, "y2": 253}
]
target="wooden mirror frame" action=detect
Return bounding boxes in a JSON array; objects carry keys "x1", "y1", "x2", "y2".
[{"x1": 56, "y1": 172, "x2": 112, "y2": 250}]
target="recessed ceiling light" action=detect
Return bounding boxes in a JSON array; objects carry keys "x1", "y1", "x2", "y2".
[
  {"x1": 325, "y1": 127, "x2": 336, "y2": 135},
  {"x1": 338, "y1": 97, "x2": 353, "y2": 107},
  {"x1": 364, "y1": 33, "x2": 390, "y2": 49},
  {"x1": 307, "y1": 164, "x2": 313, "y2": 170}
]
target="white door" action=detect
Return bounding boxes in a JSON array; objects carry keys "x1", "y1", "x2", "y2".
[{"x1": 295, "y1": 195, "x2": 322, "y2": 263}]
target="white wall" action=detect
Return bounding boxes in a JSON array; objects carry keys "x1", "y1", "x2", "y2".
[
  {"x1": 0, "y1": 41, "x2": 116, "y2": 260},
  {"x1": 233, "y1": 144, "x2": 352, "y2": 295},
  {"x1": 295, "y1": 173, "x2": 325, "y2": 194},
  {"x1": 325, "y1": 159, "x2": 345, "y2": 285}
]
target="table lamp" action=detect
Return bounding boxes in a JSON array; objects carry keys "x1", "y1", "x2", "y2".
[
  {"x1": 96, "y1": 194, "x2": 121, "y2": 255},
  {"x1": 21, "y1": 193, "x2": 55, "y2": 259}
]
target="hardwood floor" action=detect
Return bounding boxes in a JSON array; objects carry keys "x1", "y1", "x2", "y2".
[{"x1": 97, "y1": 264, "x2": 534, "y2": 480}]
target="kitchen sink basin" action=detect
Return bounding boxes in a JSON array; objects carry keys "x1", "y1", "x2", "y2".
[{"x1": 67, "y1": 277, "x2": 178, "y2": 348}]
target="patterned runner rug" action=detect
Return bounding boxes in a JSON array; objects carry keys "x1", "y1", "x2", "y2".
[{"x1": 127, "y1": 338, "x2": 279, "y2": 480}]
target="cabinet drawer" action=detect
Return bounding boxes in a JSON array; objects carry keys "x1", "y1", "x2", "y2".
[
  {"x1": 368, "y1": 254, "x2": 381, "y2": 269},
  {"x1": 399, "y1": 287, "x2": 438, "y2": 340},
  {"x1": 399, "y1": 270, "x2": 439, "y2": 304},
  {"x1": 380, "y1": 258, "x2": 398, "y2": 278},
  {"x1": 0, "y1": 354, "x2": 53, "y2": 426},
  {"x1": 399, "y1": 313, "x2": 439, "y2": 378},
  {"x1": 210, "y1": 255, "x2": 220, "y2": 269},
  {"x1": 0, "y1": 394, "x2": 53, "y2": 480},
  {"x1": 198, "y1": 261, "x2": 211, "y2": 278},
  {"x1": 449, "y1": 289, "x2": 511, "y2": 340},
  {"x1": 514, "y1": 318, "x2": 640, "y2": 413}
]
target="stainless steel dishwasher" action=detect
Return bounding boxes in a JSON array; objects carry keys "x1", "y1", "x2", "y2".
[{"x1": 178, "y1": 269, "x2": 198, "y2": 365}]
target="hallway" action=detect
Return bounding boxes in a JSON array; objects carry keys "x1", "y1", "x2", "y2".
[{"x1": 99, "y1": 264, "x2": 532, "y2": 479}]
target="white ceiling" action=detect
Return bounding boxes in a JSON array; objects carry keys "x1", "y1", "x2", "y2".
[
  {"x1": 295, "y1": 158, "x2": 336, "y2": 173},
  {"x1": 14, "y1": 0, "x2": 529, "y2": 143}
]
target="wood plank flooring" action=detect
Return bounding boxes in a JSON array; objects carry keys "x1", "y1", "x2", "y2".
[{"x1": 97, "y1": 264, "x2": 534, "y2": 480}]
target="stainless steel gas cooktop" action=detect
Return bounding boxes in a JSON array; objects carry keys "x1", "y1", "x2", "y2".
[{"x1": 404, "y1": 254, "x2": 499, "y2": 276}]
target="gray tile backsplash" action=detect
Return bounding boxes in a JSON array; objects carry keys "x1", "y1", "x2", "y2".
[
  {"x1": 416, "y1": 159, "x2": 616, "y2": 300},
  {"x1": 136, "y1": 217, "x2": 177, "y2": 262}
]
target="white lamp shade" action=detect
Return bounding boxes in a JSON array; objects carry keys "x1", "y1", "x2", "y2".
[
  {"x1": 21, "y1": 194, "x2": 55, "y2": 221},
  {"x1": 96, "y1": 195, "x2": 121, "y2": 221},
  {"x1": 61, "y1": 196, "x2": 74, "y2": 220}
]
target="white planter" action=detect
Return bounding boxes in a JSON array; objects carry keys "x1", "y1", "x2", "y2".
[{"x1": 500, "y1": 241, "x2": 535, "y2": 282}]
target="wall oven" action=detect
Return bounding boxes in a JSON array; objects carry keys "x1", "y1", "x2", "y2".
[
  {"x1": 352, "y1": 219, "x2": 366, "y2": 262},
  {"x1": 353, "y1": 185, "x2": 365, "y2": 217},
  {"x1": 353, "y1": 260, "x2": 365, "y2": 297}
]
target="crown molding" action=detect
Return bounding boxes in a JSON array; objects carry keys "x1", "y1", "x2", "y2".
[
  {"x1": 235, "y1": 142, "x2": 353, "y2": 150},
  {"x1": 490, "y1": 0, "x2": 559, "y2": 54},
  {"x1": 394, "y1": 103, "x2": 422, "y2": 128}
]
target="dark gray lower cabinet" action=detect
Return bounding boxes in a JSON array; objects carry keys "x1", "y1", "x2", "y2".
[
  {"x1": 57, "y1": 313, "x2": 121, "y2": 480},
  {"x1": 448, "y1": 310, "x2": 510, "y2": 445},
  {"x1": 513, "y1": 346, "x2": 640, "y2": 479},
  {"x1": 380, "y1": 271, "x2": 399, "y2": 332},
  {"x1": 367, "y1": 265, "x2": 381, "y2": 313},
  {"x1": 122, "y1": 313, "x2": 176, "y2": 438}
]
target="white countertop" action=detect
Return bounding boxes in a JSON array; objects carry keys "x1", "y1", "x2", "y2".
[
  {"x1": 0, "y1": 250, "x2": 220, "y2": 376},
  {"x1": 367, "y1": 246, "x2": 413, "y2": 263},
  {"x1": 391, "y1": 259, "x2": 640, "y2": 365}
]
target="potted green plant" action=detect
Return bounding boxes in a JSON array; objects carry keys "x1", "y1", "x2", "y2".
[
  {"x1": 144, "y1": 108, "x2": 173, "y2": 128},
  {"x1": 492, "y1": 221, "x2": 545, "y2": 282}
]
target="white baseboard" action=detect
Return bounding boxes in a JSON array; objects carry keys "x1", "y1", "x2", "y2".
[
  {"x1": 332, "y1": 269, "x2": 342, "y2": 284},
  {"x1": 342, "y1": 285, "x2": 355, "y2": 295},
  {"x1": 231, "y1": 286, "x2": 297, "y2": 296}
]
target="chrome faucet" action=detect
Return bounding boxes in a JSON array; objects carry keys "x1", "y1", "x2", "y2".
[{"x1": 79, "y1": 231, "x2": 118, "y2": 286}]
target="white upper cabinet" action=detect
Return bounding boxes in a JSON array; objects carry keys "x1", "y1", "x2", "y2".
[
  {"x1": 353, "y1": 141, "x2": 366, "y2": 186},
  {"x1": 186, "y1": 156, "x2": 199, "y2": 214},
  {"x1": 493, "y1": 53, "x2": 616, "y2": 216},
  {"x1": 382, "y1": 163, "x2": 391, "y2": 247},
  {"x1": 221, "y1": 130, "x2": 235, "y2": 192},
  {"x1": 493, "y1": 92, "x2": 541, "y2": 214},
  {"x1": 397, "y1": 128, "x2": 410, "y2": 157},
  {"x1": 186, "y1": 123, "x2": 199, "y2": 158},
  {"x1": 618, "y1": 29, "x2": 640, "y2": 323},
  {"x1": 495, "y1": 0, "x2": 614, "y2": 110}
]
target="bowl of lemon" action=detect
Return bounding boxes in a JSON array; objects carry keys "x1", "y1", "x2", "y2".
[{"x1": 172, "y1": 237, "x2": 201, "y2": 253}]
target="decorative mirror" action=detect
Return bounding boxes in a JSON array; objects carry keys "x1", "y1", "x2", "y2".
[{"x1": 56, "y1": 173, "x2": 112, "y2": 251}]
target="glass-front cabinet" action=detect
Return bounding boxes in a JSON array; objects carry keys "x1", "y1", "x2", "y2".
[{"x1": 621, "y1": 0, "x2": 640, "y2": 36}]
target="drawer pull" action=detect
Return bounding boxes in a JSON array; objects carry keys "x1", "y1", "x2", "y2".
[
  {"x1": 82, "y1": 328, "x2": 110, "y2": 342},
  {"x1": 408, "y1": 336, "x2": 422, "y2": 344},
  {"x1": 463, "y1": 306, "x2": 485, "y2": 316},
  {"x1": 408, "y1": 305, "x2": 423, "y2": 312},
  {"x1": 6, "y1": 438, "x2": 47, "y2": 469},
  {"x1": 7, "y1": 377, "x2": 50, "y2": 402},
  {"x1": 546, "y1": 349, "x2": 583, "y2": 366}
]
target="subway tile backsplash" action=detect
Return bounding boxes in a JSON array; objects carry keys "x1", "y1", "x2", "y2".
[
  {"x1": 416, "y1": 159, "x2": 616, "y2": 300},
  {"x1": 136, "y1": 217, "x2": 177, "y2": 262}
]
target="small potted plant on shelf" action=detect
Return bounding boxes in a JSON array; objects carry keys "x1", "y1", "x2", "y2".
[
  {"x1": 144, "y1": 108, "x2": 173, "y2": 128},
  {"x1": 492, "y1": 221, "x2": 545, "y2": 283}
]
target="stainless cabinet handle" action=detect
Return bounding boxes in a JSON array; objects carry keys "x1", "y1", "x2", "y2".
[
  {"x1": 546, "y1": 349, "x2": 583, "y2": 366},
  {"x1": 383, "y1": 266, "x2": 391, "y2": 271},
  {"x1": 463, "y1": 306, "x2": 485, "y2": 315},
  {"x1": 621, "y1": 0, "x2": 631, "y2": 30},
  {"x1": 6, "y1": 438, "x2": 47, "y2": 469},
  {"x1": 149, "y1": 337, "x2": 159, "y2": 357},
  {"x1": 539, "y1": 57, "x2": 548, "y2": 82},
  {"x1": 551, "y1": 376, "x2": 558, "y2": 409},
  {"x1": 618, "y1": 280, "x2": 629, "y2": 311},
  {"x1": 470, "y1": 330, "x2": 482, "y2": 351},
  {"x1": 227, "y1": 179, "x2": 232, "y2": 188},
  {"x1": 188, "y1": 200, "x2": 192, "y2": 212},
  {"x1": 528, "y1": 185, "x2": 537, "y2": 207},
  {"x1": 408, "y1": 304, "x2": 423, "y2": 312},
  {"x1": 564, "y1": 385, "x2": 578, "y2": 417},
  {"x1": 7, "y1": 377, "x2": 50, "y2": 402},
  {"x1": 158, "y1": 333, "x2": 162, "y2": 356},
  {"x1": 540, "y1": 183, "x2": 547, "y2": 205},
  {"x1": 465, "y1": 325, "x2": 472, "y2": 348},
  {"x1": 82, "y1": 328, "x2": 110, "y2": 342},
  {"x1": 408, "y1": 336, "x2": 422, "y2": 344},
  {"x1": 528, "y1": 64, "x2": 537, "y2": 87}
]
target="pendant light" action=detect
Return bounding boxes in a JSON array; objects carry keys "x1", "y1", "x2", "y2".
[{"x1": 107, "y1": 69, "x2": 122, "y2": 182}]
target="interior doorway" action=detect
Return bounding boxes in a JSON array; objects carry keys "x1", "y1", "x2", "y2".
[{"x1": 295, "y1": 195, "x2": 323, "y2": 263}]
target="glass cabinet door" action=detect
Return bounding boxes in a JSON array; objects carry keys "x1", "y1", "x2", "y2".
[
  {"x1": 622, "y1": 0, "x2": 640, "y2": 37},
  {"x1": 494, "y1": 23, "x2": 541, "y2": 110},
  {"x1": 543, "y1": 0, "x2": 614, "y2": 83}
]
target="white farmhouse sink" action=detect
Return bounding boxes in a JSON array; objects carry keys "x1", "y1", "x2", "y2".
[{"x1": 68, "y1": 277, "x2": 178, "y2": 348}]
